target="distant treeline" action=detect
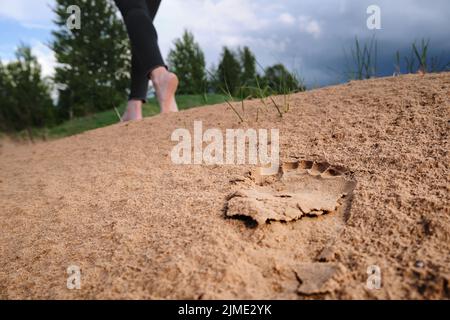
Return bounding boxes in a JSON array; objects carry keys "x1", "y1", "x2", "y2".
[{"x1": 167, "y1": 30, "x2": 304, "y2": 99}]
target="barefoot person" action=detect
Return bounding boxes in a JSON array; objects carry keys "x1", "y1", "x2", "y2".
[{"x1": 114, "y1": 0, "x2": 178, "y2": 121}]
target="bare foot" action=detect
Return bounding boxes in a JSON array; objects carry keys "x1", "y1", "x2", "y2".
[
  {"x1": 121, "y1": 100, "x2": 143, "y2": 122},
  {"x1": 151, "y1": 67, "x2": 179, "y2": 113}
]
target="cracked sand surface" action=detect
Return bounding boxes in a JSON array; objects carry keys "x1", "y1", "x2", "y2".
[{"x1": 226, "y1": 160, "x2": 356, "y2": 224}]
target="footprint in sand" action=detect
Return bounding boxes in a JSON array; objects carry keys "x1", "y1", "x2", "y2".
[{"x1": 226, "y1": 159, "x2": 357, "y2": 225}]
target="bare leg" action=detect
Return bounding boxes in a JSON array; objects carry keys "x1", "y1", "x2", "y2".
[
  {"x1": 121, "y1": 99, "x2": 143, "y2": 122},
  {"x1": 150, "y1": 66, "x2": 179, "y2": 113}
]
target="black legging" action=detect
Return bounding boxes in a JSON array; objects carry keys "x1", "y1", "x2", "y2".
[{"x1": 115, "y1": 0, "x2": 166, "y2": 102}]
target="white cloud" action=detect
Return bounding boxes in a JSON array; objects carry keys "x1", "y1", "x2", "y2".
[
  {"x1": 221, "y1": 35, "x2": 287, "y2": 53},
  {"x1": 298, "y1": 15, "x2": 321, "y2": 38},
  {"x1": 156, "y1": 0, "x2": 269, "y2": 41},
  {"x1": 279, "y1": 13, "x2": 296, "y2": 26},
  {"x1": 30, "y1": 40, "x2": 56, "y2": 77},
  {"x1": 156, "y1": 0, "x2": 276, "y2": 66}
]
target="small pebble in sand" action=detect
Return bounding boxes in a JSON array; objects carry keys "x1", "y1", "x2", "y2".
[{"x1": 415, "y1": 260, "x2": 425, "y2": 268}]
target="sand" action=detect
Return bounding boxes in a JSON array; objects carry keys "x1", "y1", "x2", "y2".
[{"x1": 0, "y1": 73, "x2": 449, "y2": 299}]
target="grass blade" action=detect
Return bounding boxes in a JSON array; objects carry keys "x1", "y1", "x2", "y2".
[
  {"x1": 269, "y1": 96, "x2": 283, "y2": 118},
  {"x1": 225, "y1": 100, "x2": 244, "y2": 122},
  {"x1": 114, "y1": 107, "x2": 122, "y2": 122}
]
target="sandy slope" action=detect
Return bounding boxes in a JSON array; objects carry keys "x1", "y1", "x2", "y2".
[{"x1": 0, "y1": 73, "x2": 449, "y2": 299}]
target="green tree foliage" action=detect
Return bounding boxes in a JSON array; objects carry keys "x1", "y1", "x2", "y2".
[
  {"x1": 0, "y1": 62, "x2": 11, "y2": 131},
  {"x1": 51, "y1": 0, "x2": 130, "y2": 119},
  {"x1": 206, "y1": 63, "x2": 219, "y2": 93},
  {"x1": 0, "y1": 45, "x2": 54, "y2": 139},
  {"x1": 214, "y1": 46, "x2": 301, "y2": 97},
  {"x1": 216, "y1": 47, "x2": 242, "y2": 95},
  {"x1": 167, "y1": 30, "x2": 207, "y2": 94},
  {"x1": 238, "y1": 46, "x2": 257, "y2": 97},
  {"x1": 264, "y1": 64, "x2": 304, "y2": 94},
  {"x1": 239, "y1": 46, "x2": 257, "y2": 86}
]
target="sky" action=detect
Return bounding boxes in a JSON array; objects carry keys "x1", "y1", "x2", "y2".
[{"x1": 0, "y1": 0, "x2": 449, "y2": 87}]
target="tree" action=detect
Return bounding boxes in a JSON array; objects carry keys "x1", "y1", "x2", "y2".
[
  {"x1": 206, "y1": 63, "x2": 219, "y2": 93},
  {"x1": 239, "y1": 47, "x2": 257, "y2": 86},
  {"x1": 167, "y1": 30, "x2": 207, "y2": 94},
  {"x1": 264, "y1": 64, "x2": 304, "y2": 94},
  {"x1": 0, "y1": 45, "x2": 54, "y2": 140},
  {"x1": 216, "y1": 47, "x2": 242, "y2": 96},
  {"x1": 0, "y1": 61, "x2": 13, "y2": 132},
  {"x1": 51, "y1": 0, "x2": 130, "y2": 119}
]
